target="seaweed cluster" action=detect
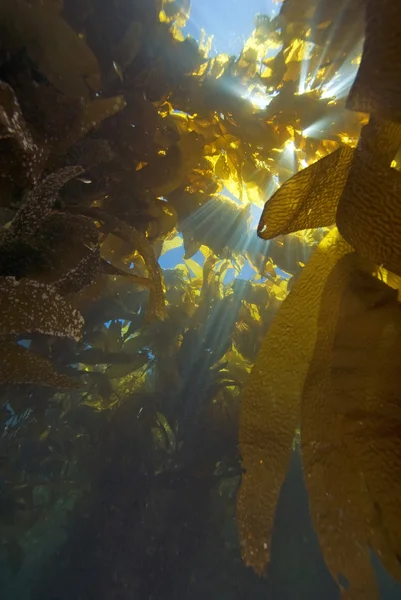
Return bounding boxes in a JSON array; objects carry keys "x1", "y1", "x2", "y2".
[
  {"x1": 238, "y1": 1, "x2": 401, "y2": 598},
  {"x1": 0, "y1": 0, "x2": 388, "y2": 598}
]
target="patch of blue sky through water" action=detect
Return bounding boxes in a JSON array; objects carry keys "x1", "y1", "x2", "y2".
[{"x1": 183, "y1": 0, "x2": 279, "y2": 56}]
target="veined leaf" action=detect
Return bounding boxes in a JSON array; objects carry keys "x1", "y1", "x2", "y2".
[{"x1": 257, "y1": 147, "x2": 354, "y2": 240}]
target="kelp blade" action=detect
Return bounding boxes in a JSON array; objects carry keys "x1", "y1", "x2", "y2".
[
  {"x1": 336, "y1": 120, "x2": 401, "y2": 277},
  {"x1": 257, "y1": 147, "x2": 354, "y2": 240},
  {"x1": 347, "y1": 0, "x2": 401, "y2": 121},
  {"x1": 302, "y1": 254, "x2": 401, "y2": 598},
  {"x1": 237, "y1": 227, "x2": 352, "y2": 575}
]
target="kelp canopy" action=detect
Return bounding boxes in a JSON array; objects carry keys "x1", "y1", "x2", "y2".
[{"x1": 0, "y1": 0, "x2": 398, "y2": 598}]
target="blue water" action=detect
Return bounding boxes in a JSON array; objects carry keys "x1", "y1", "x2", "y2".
[{"x1": 184, "y1": 0, "x2": 278, "y2": 56}]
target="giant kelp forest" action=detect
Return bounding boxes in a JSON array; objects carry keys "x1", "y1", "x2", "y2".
[{"x1": 0, "y1": 0, "x2": 400, "y2": 599}]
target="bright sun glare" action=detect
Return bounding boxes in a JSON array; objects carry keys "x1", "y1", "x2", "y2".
[{"x1": 160, "y1": 0, "x2": 363, "y2": 284}]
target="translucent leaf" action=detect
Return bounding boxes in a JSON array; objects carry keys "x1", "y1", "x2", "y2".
[
  {"x1": 0, "y1": 342, "x2": 78, "y2": 388},
  {"x1": 237, "y1": 228, "x2": 352, "y2": 575},
  {"x1": 215, "y1": 154, "x2": 231, "y2": 180},
  {"x1": 184, "y1": 257, "x2": 203, "y2": 280},
  {"x1": 347, "y1": 0, "x2": 401, "y2": 121},
  {"x1": 161, "y1": 233, "x2": 183, "y2": 256},
  {"x1": 0, "y1": 277, "x2": 84, "y2": 340},
  {"x1": 78, "y1": 208, "x2": 166, "y2": 322},
  {"x1": 257, "y1": 147, "x2": 354, "y2": 240},
  {"x1": 302, "y1": 254, "x2": 401, "y2": 598}
]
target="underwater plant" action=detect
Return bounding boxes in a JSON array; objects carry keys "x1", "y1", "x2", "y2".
[
  {"x1": 237, "y1": 1, "x2": 401, "y2": 598},
  {"x1": 0, "y1": 0, "x2": 395, "y2": 597}
]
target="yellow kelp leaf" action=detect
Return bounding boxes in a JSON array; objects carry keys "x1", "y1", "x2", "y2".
[
  {"x1": 237, "y1": 227, "x2": 352, "y2": 575},
  {"x1": 336, "y1": 120, "x2": 401, "y2": 276},
  {"x1": 161, "y1": 233, "x2": 182, "y2": 256},
  {"x1": 347, "y1": 0, "x2": 401, "y2": 121},
  {"x1": 0, "y1": 342, "x2": 78, "y2": 388},
  {"x1": 257, "y1": 147, "x2": 354, "y2": 240},
  {"x1": 0, "y1": 277, "x2": 84, "y2": 340},
  {"x1": 184, "y1": 258, "x2": 203, "y2": 280},
  {"x1": 301, "y1": 254, "x2": 401, "y2": 599},
  {"x1": 109, "y1": 218, "x2": 166, "y2": 322},
  {"x1": 0, "y1": 0, "x2": 101, "y2": 99},
  {"x1": 215, "y1": 154, "x2": 231, "y2": 180}
]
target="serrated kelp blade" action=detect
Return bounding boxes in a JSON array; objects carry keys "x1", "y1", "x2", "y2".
[
  {"x1": 0, "y1": 277, "x2": 84, "y2": 340},
  {"x1": 237, "y1": 228, "x2": 352, "y2": 575},
  {"x1": 257, "y1": 148, "x2": 354, "y2": 240}
]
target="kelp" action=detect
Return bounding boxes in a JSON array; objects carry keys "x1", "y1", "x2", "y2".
[
  {"x1": 336, "y1": 119, "x2": 401, "y2": 276},
  {"x1": 0, "y1": 341, "x2": 78, "y2": 388},
  {"x1": 302, "y1": 255, "x2": 401, "y2": 599},
  {"x1": 347, "y1": 0, "x2": 401, "y2": 121},
  {"x1": 238, "y1": 228, "x2": 352, "y2": 574},
  {"x1": 0, "y1": 277, "x2": 83, "y2": 388},
  {"x1": 0, "y1": 0, "x2": 397, "y2": 597},
  {"x1": 0, "y1": 82, "x2": 46, "y2": 185},
  {"x1": 257, "y1": 147, "x2": 354, "y2": 239},
  {"x1": 0, "y1": 277, "x2": 83, "y2": 340},
  {"x1": 0, "y1": 0, "x2": 102, "y2": 100},
  {"x1": 238, "y1": 0, "x2": 401, "y2": 595},
  {"x1": 4, "y1": 166, "x2": 84, "y2": 241}
]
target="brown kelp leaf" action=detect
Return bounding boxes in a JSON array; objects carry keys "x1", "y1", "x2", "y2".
[
  {"x1": 347, "y1": 0, "x2": 401, "y2": 121},
  {"x1": 302, "y1": 254, "x2": 401, "y2": 598},
  {"x1": 100, "y1": 259, "x2": 153, "y2": 288},
  {"x1": 257, "y1": 147, "x2": 354, "y2": 240},
  {"x1": 336, "y1": 120, "x2": 401, "y2": 276},
  {"x1": 76, "y1": 96, "x2": 126, "y2": 141},
  {"x1": 0, "y1": 277, "x2": 84, "y2": 340},
  {"x1": 0, "y1": 0, "x2": 101, "y2": 99},
  {"x1": 0, "y1": 341, "x2": 78, "y2": 388},
  {"x1": 237, "y1": 228, "x2": 352, "y2": 575},
  {"x1": 38, "y1": 213, "x2": 100, "y2": 295},
  {"x1": 0, "y1": 82, "x2": 46, "y2": 184},
  {"x1": 4, "y1": 166, "x2": 84, "y2": 242},
  {"x1": 26, "y1": 212, "x2": 100, "y2": 293},
  {"x1": 51, "y1": 96, "x2": 126, "y2": 155},
  {"x1": 55, "y1": 244, "x2": 100, "y2": 295}
]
